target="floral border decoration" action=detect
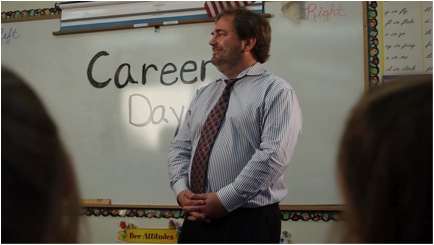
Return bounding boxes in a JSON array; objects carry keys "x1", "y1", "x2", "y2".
[
  {"x1": 1, "y1": 5, "x2": 61, "y2": 20},
  {"x1": 281, "y1": 211, "x2": 342, "y2": 222},
  {"x1": 82, "y1": 208, "x2": 342, "y2": 222},
  {"x1": 367, "y1": 1, "x2": 380, "y2": 89},
  {"x1": 82, "y1": 208, "x2": 185, "y2": 219}
]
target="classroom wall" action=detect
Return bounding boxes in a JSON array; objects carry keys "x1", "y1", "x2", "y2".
[
  {"x1": 2, "y1": 1, "x2": 362, "y2": 243},
  {"x1": 3, "y1": 1, "x2": 432, "y2": 243},
  {"x1": 2, "y1": 1, "x2": 365, "y2": 206}
]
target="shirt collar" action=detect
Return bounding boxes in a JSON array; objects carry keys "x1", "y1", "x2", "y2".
[{"x1": 219, "y1": 62, "x2": 266, "y2": 82}]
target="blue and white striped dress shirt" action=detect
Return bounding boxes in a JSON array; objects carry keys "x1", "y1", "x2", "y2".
[{"x1": 168, "y1": 62, "x2": 302, "y2": 212}]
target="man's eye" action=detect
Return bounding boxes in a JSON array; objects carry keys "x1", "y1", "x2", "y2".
[{"x1": 211, "y1": 31, "x2": 226, "y2": 37}]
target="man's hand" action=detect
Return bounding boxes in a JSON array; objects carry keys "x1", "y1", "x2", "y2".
[
  {"x1": 177, "y1": 189, "x2": 209, "y2": 222},
  {"x1": 177, "y1": 189, "x2": 206, "y2": 207},
  {"x1": 182, "y1": 192, "x2": 228, "y2": 222}
]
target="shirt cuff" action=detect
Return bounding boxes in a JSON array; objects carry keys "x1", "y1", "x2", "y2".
[
  {"x1": 172, "y1": 179, "x2": 189, "y2": 199},
  {"x1": 216, "y1": 184, "x2": 245, "y2": 212}
]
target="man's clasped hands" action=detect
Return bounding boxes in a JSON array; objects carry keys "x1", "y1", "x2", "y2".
[{"x1": 178, "y1": 190, "x2": 229, "y2": 223}]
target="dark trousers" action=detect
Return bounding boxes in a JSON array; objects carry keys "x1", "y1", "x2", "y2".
[{"x1": 177, "y1": 203, "x2": 281, "y2": 244}]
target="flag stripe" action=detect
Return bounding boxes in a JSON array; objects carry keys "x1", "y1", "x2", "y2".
[{"x1": 204, "y1": 1, "x2": 255, "y2": 17}]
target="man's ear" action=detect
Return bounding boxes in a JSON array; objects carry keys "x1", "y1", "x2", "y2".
[{"x1": 243, "y1": 38, "x2": 257, "y2": 52}]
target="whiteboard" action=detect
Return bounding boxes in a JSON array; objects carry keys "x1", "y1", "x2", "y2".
[{"x1": 1, "y1": 2, "x2": 365, "y2": 205}]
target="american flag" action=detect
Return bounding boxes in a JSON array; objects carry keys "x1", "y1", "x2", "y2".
[{"x1": 204, "y1": 1, "x2": 255, "y2": 18}]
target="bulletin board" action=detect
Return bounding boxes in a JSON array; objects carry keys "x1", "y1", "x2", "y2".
[{"x1": 366, "y1": 1, "x2": 433, "y2": 89}]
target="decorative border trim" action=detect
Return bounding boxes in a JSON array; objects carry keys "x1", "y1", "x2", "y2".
[
  {"x1": 1, "y1": 5, "x2": 61, "y2": 22},
  {"x1": 367, "y1": 1, "x2": 380, "y2": 89},
  {"x1": 82, "y1": 208, "x2": 185, "y2": 219},
  {"x1": 81, "y1": 207, "x2": 342, "y2": 222},
  {"x1": 281, "y1": 211, "x2": 342, "y2": 222}
]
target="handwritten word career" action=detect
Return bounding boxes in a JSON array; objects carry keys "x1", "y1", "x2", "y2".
[
  {"x1": 87, "y1": 51, "x2": 212, "y2": 129},
  {"x1": 87, "y1": 51, "x2": 212, "y2": 88}
]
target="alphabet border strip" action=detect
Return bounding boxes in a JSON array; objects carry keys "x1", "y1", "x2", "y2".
[
  {"x1": 1, "y1": 5, "x2": 61, "y2": 21},
  {"x1": 81, "y1": 208, "x2": 343, "y2": 222}
]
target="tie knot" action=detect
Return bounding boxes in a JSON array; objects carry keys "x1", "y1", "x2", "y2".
[{"x1": 225, "y1": 78, "x2": 238, "y2": 89}]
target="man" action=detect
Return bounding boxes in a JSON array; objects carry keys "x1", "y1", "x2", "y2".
[{"x1": 168, "y1": 7, "x2": 302, "y2": 243}]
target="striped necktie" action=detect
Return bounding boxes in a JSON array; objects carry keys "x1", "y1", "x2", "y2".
[{"x1": 190, "y1": 78, "x2": 238, "y2": 194}]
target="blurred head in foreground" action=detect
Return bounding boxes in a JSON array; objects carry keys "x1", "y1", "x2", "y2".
[
  {"x1": 337, "y1": 76, "x2": 433, "y2": 243},
  {"x1": 2, "y1": 67, "x2": 80, "y2": 243}
]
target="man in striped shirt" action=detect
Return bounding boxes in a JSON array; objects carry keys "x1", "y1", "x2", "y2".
[{"x1": 168, "y1": 7, "x2": 302, "y2": 243}]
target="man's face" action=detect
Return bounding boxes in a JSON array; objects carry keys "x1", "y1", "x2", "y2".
[{"x1": 209, "y1": 15, "x2": 244, "y2": 70}]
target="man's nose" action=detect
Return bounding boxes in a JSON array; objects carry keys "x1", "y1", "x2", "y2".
[{"x1": 209, "y1": 36, "x2": 216, "y2": 46}]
